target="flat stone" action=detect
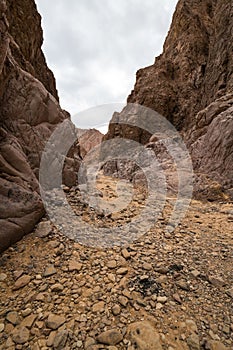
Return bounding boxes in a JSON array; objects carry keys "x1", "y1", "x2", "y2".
[
  {"x1": 53, "y1": 330, "x2": 68, "y2": 350},
  {"x1": 112, "y1": 304, "x2": 121, "y2": 316},
  {"x1": 84, "y1": 337, "x2": 96, "y2": 348},
  {"x1": 6, "y1": 311, "x2": 19, "y2": 325},
  {"x1": 21, "y1": 308, "x2": 32, "y2": 317},
  {"x1": 121, "y1": 249, "x2": 131, "y2": 259},
  {"x1": 209, "y1": 330, "x2": 220, "y2": 341},
  {"x1": 108, "y1": 273, "x2": 116, "y2": 283},
  {"x1": 92, "y1": 301, "x2": 105, "y2": 313},
  {"x1": 20, "y1": 314, "x2": 37, "y2": 328},
  {"x1": 208, "y1": 340, "x2": 227, "y2": 350},
  {"x1": 5, "y1": 337, "x2": 14, "y2": 347},
  {"x1": 34, "y1": 221, "x2": 51, "y2": 238},
  {"x1": 107, "y1": 260, "x2": 117, "y2": 269},
  {"x1": 187, "y1": 333, "x2": 200, "y2": 350},
  {"x1": 127, "y1": 321, "x2": 163, "y2": 350},
  {"x1": 172, "y1": 293, "x2": 182, "y2": 304},
  {"x1": 36, "y1": 293, "x2": 46, "y2": 301},
  {"x1": 68, "y1": 261, "x2": 82, "y2": 272},
  {"x1": 13, "y1": 270, "x2": 24, "y2": 280},
  {"x1": 226, "y1": 288, "x2": 233, "y2": 298},
  {"x1": 143, "y1": 262, "x2": 153, "y2": 271},
  {"x1": 96, "y1": 329, "x2": 123, "y2": 345},
  {"x1": 46, "y1": 314, "x2": 66, "y2": 330},
  {"x1": 118, "y1": 296, "x2": 128, "y2": 307},
  {"x1": 155, "y1": 267, "x2": 169, "y2": 274},
  {"x1": 12, "y1": 326, "x2": 30, "y2": 344},
  {"x1": 44, "y1": 265, "x2": 57, "y2": 277},
  {"x1": 191, "y1": 270, "x2": 200, "y2": 278},
  {"x1": 0, "y1": 323, "x2": 4, "y2": 332},
  {"x1": 208, "y1": 276, "x2": 226, "y2": 287},
  {"x1": 186, "y1": 320, "x2": 198, "y2": 333},
  {"x1": 0, "y1": 273, "x2": 7, "y2": 281},
  {"x1": 51, "y1": 283, "x2": 64, "y2": 292},
  {"x1": 176, "y1": 280, "x2": 190, "y2": 291},
  {"x1": 13, "y1": 275, "x2": 31, "y2": 290},
  {"x1": 47, "y1": 331, "x2": 56, "y2": 347},
  {"x1": 156, "y1": 303, "x2": 164, "y2": 310},
  {"x1": 157, "y1": 296, "x2": 168, "y2": 304},
  {"x1": 116, "y1": 268, "x2": 128, "y2": 275}
]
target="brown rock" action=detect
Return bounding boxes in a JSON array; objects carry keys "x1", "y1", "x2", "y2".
[
  {"x1": 107, "y1": 260, "x2": 117, "y2": 269},
  {"x1": 44, "y1": 265, "x2": 57, "y2": 277},
  {"x1": 96, "y1": 329, "x2": 123, "y2": 345},
  {"x1": 6, "y1": 311, "x2": 19, "y2": 325},
  {"x1": 12, "y1": 326, "x2": 30, "y2": 344},
  {"x1": 173, "y1": 293, "x2": 182, "y2": 304},
  {"x1": 68, "y1": 261, "x2": 83, "y2": 272},
  {"x1": 127, "y1": 321, "x2": 163, "y2": 350},
  {"x1": 187, "y1": 333, "x2": 200, "y2": 350},
  {"x1": 104, "y1": 0, "x2": 233, "y2": 198},
  {"x1": 121, "y1": 248, "x2": 131, "y2": 259},
  {"x1": 112, "y1": 304, "x2": 121, "y2": 316},
  {"x1": 92, "y1": 301, "x2": 105, "y2": 313},
  {"x1": 208, "y1": 341, "x2": 228, "y2": 350},
  {"x1": 20, "y1": 314, "x2": 37, "y2": 329},
  {"x1": 118, "y1": 296, "x2": 128, "y2": 307},
  {"x1": 51, "y1": 283, "x2": 64, "y2": 292},
  {"x1": 142, "y1": 262, "x2": 152, "y2": 271},
  {"x1": 77, "y1": 128, "x2": 103, "y2": 158},
  {"x1": 0, "y1": 0, "x2": 81, "y2": 253},
  {"x1": 46, "y1": 314, "x2": 66, "y2": 330},
  {"x1": 13, "y1": 275, "x2": 31, "y2": 290},
  {"x1": 208, "y1": 276, "x2": 226, "y2": 287},
  {"x1": 34, "y1": 221, "x2": 51, "y2": 238},
  {"x1": 116, "y1": 267, "x2": 128, "y2": 275},
  {"x1": 0, "y1": 273, "x2": 7, "y2": 281},
  {"x1": 53, "y1": 330, "x2": 69, "y2": 350}
]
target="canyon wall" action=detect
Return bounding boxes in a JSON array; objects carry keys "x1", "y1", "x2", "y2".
[
  {"x1": 105, "y1": 0, "x2": 233, "y2": 197},
  {"x1": 0, "y1": 0, "x2": 79, "y2": 252}
]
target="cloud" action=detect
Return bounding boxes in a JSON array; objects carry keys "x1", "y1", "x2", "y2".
[{"x1": 35, "y1": 0, "x2": 178, "y2": 127}]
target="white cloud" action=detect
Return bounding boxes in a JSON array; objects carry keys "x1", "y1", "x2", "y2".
[{"x1": 35, "y1": 0, "x2": 178, "y2": 127}]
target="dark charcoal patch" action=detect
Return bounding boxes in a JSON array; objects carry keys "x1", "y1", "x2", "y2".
[
  {"x1": 169, "y1": 264, "x2": 184, "y2": 272},
  {"x1": 128, "y1": 275, "x2": 160, "y2": 297}
]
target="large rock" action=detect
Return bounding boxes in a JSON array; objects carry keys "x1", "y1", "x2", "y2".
[
  {"x1": 77, "y1": 128, "x2": 103, "y2": 159},
  {"x1": 126, "y1": 321, "x2": 163, "y2": 350}
]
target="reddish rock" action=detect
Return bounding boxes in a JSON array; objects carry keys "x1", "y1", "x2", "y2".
[
  {"x1": 104, "y1": 0, "x2": 233, "y2": 198},
  {"x1": 13, "y1": 275, "x2": 31, "y2": 290},
  {"x1": 77, "y1": 128, "x2": 103, "y2": 159},
  {"x1": 0, "y1": 0, "x2": 80, "y2": 252}
]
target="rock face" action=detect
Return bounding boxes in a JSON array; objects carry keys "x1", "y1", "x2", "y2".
[
  {"x1": 77, "y1": 128, "x2": 103, "y2": 159},
  {"x1": 0, "y1": 0, "x2": 79, "y2": 252},
  {"x1": 104, "y1": 0, "x2": 233, "y2": 197},
  {"x1": 127, "y1": 0, "x2": 233, "y2": 131}
]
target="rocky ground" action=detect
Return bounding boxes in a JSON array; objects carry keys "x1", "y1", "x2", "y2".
[{"x1": 0, "y1": 176, "x2": 232, "y2": 350}]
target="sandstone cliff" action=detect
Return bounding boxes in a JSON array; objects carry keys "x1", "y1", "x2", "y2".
[
  {"x1": 105, "y1": 0, "x2": 233, "y2": 197},
  {"x1": 0, "y1": 0, "x2": 78, "y2": 252}
]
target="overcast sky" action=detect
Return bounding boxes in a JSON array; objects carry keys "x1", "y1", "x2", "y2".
[{"x1": 35, "y1": 0, "x2": 178, "y2": 130}]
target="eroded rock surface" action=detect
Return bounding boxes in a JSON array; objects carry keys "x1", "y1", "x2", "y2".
[
  {"x1": 104, "y1": 0, "x2": 233, "y2": 198},
  {"x1": 0, "y1": 0, "x2": 79, "y2": 252}
]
